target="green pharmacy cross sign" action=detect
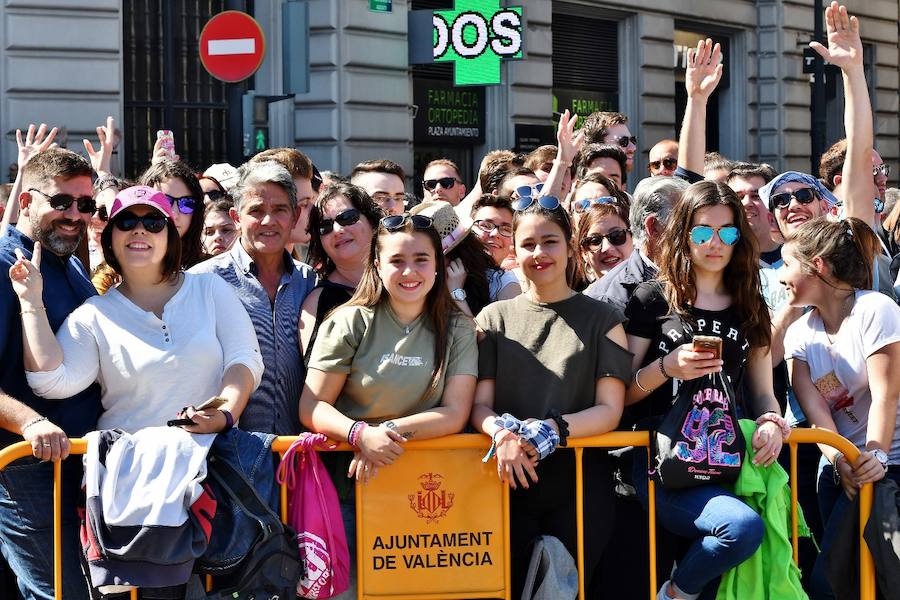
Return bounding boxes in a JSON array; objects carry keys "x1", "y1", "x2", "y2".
[{"x1": 421, "y1": 0, "x2": 523, "y2": 86}]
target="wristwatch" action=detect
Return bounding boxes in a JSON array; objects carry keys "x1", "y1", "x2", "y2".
[
  {"x1": 451, "y1": 288, "x2": 467, "y2": 302},
  {"x1": 871, "y1": 449, "x2": 889, "y2": 469}
]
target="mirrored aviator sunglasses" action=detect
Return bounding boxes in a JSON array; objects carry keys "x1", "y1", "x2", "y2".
[
  {"x1": 512, "y1": 194, "x2": 561, "y2": 212},
  {"x1": 769, "y1": 187, "x2": 817, "y2": 210},
  {"x1": 166, "y1": 194, "x2": 197, "y2": 214},
  {"x1": 689, "y1": 225, "x2": 740, "y2": 246},
  {"x1": 318, "y1": 208, "x2": 361, "y2": 236},
  {"x1": 113, "y1": 211, "x2": 168, "y2": 234},
  {"x1": 573, "y1": 196, "x2": 617, "y2": 214},
  {"x1": 380, "y1": 214, "x2": 434, "y2": 232}
]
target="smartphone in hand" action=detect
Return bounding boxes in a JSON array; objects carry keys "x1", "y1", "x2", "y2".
[{"x1": 692, "y1": 335, "x2": 722, "y2": 360}]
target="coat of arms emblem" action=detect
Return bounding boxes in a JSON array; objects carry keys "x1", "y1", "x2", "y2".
[{"x1": 408, "y1": 472, "x2": 454, "y2": 523}]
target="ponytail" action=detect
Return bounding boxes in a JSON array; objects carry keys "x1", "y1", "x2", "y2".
[{"x1": 786, "y1": 217, "x2": 879, "y2": 289}]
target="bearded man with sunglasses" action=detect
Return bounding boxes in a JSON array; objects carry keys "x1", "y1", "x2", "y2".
[{"x1": 0, "y1": 148, "x2": 99, "y2": 600}]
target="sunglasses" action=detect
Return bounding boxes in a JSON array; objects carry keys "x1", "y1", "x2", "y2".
[
  {"x1": 96, "y1": 206, "x2": 109, "y2": 222},
  {"x1": 512, "y1": 195, "x2": 561, "y2": 212},
  {"x1": 769, "y1": 187, "x2": 817, "y2": 210},
  {"x1": 423, "y1": 177, "x2": 460, "y2": 191},
  {"x1": 581, "y1": 228, "x2": 629, "y2": 250},
  {"x1": 572, "y1": 196, "x2": 617, "y2": 214},
  {"x1": 873, "y1": 164, "x2": 891, "y2": 178},
  {"x1": 29, "y1": 188, "x2": 96, "y2": 214},
  {"x1": 318, "y1": 208, "x2": 361, "y2": 236},
  {"x1": 474, "y1": 219, "x2": 513, "y2": 238},
  {"x1": 648, "y1": 157, "x2": 677, "y2": 172},
  {"x1": 612, "y1": 135, "x2": 637, "y2": 149},
  {"x1": 380, "y1": 214, "x2": 434, "y2": 232},
  {"x1": 689, "y1": 225, "x2": 740, "y2": 246},
  {"x1": 166, "y1": 194, "x2": 198, "y2": 215},
  {"x1": 203, "y1": 189, "x2": 226, "y2": 202},
  {"x1": 512, "y1": 183, "x2": 543, "y2": 200},
  {"x1": 112, "y1": 211, "x2": 169, "y2": 234}
]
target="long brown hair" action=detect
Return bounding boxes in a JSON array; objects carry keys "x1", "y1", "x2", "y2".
[
  {"x1": 658, "y1": 181, "x2": 772, "y2": 350},
  {"x1": 346, "y1": 220, "x2": 460, "y2": 402},
  {"x1": 785, "y1": 217, "x2": 880, "y2": 290}
]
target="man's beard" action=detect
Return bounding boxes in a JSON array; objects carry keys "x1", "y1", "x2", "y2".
[{"x1": 30, "y1": 214, "x2": 86, "y2": 255}]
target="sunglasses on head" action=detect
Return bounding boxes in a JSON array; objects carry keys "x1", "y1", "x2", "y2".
[
  {"x1": 318, "y1": 208, "x2": 362, "y2": 236},
  {"x1": 572, "y1": 196, "x2": 617, "y2": 214},
  {"x1": 423, "y1": 177, "x2": 460, "y2": 191},
  {"x1": 512, "y1": 183, "x2": 543, "y2": 200},
  {"x1": 380, "y1": 213, "x2": 434, "y2": 232},
  {"x1": 648, "y1": 157, "x2": 677, "y2": 172},
  {"x1": 473, "y1": 219, "x2": 513, "y2": 238},
  {"x1": 769, "y1": 187, "x2": 817, "y2": 210},
  {"x1": 112, "y1": 211, "x2": 169, "y2": 234},
  {"x1": 512, "y1": 195, "x2": 561, "y2": 212},
  {"x1": 203, "y1": 189, "x2": 226, "y2": 202},
  {"x1": 581, "y1": 228, "x2": 629, "y2": 250},
  {"x1": 166, "y1": 194, "x2": 197, "y2": 214},
  {"x1": 689, "y1": 225, "x2": 740, "y2": 246},
  {"x1": 29, "y1": 188, "x2": 96, "y2": 214},
  {"x1": 613, "y1": 135, "x2": 637, "y2": 149},
  {"x1": 873, "y1": 163, "x2": 891, "y2": 178}
]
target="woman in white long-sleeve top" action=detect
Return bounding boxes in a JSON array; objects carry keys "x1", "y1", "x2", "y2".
[{"x1": 9, "y1": 186, "x2": 264, "y2": 434}]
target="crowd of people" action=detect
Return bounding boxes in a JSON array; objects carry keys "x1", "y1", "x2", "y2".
[{"x1": 0, "y1": 3, "x2": 897, "y2": 599}]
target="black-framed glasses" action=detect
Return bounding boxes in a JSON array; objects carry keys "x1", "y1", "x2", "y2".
[
  {"x1": 689, "y1": 225, "x2": 740, "y2": 246},
  {"x1": 380, "y1": 214, "x2": 434, "y2": 232},
  {"x1": 511, "y1": 195, "x2": 561, "y2": 212},
  {"x1": 572, "y1": 196, "x2": 617, "y2": 214},
  {"x1": 648, "y1": 157, "x2": 677, "y2": 172},
  {"x1": 580, "y1": 228, "x2": 630, "y2": 250},
  {"x1": 873, "y1": 163, "x2": 891, "y2": 178},
  {"x1": 473, "y1": 219, "x2": 513, "y2": 238},
  {"x1": 28, "y1": 188, "x2": 96, "y2": 214},
  {"x1": 166, "y1": 194, "x2": 198, "y2": 215},
  {"x1": 203, "y1": 189, "x2": 226, "y2": 202},
  {"x1": 318, "y1": 208, "x2": 361, "y2": 236},
  {"x1": 112, "y1": 211, "x2": 168, "y2": 234},
  {"x1": 423, "y1": 177, "x2": 460, "y2": 191},
  {"x1": 612, "y1": 135, "x2": 637, "y2": 148},
  {"x1": 769, "y1": 187, "x2": 817, "y2": 210}
]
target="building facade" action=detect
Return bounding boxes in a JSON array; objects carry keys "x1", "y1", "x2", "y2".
[{"x1": 1, "y1": 0, "x2": 897, "y2": 190}]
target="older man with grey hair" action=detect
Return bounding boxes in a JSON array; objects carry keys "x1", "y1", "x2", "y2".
[
  {"x1": 584, "y1": 176, "x2": 688, "y2": 311},
  {"x1": 190, "y1": 160, "x2": 316, "y2": 434}
]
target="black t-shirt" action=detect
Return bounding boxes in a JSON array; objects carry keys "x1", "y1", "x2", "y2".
[{"x1": 623, "y1": 280, "x2": 751, "y2": 428}]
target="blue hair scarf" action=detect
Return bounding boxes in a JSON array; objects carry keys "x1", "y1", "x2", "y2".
[{"x1": 758, "y1": 171, "x2": 838, "y2": 212}]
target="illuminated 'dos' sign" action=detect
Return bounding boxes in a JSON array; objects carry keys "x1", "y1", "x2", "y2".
[{"x1": 430, "y1": 0, "x2": 523, "y2": 86}]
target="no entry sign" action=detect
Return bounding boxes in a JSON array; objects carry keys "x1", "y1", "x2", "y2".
[{"x1": 200, "y1": 11, "x2": 266, "y2": 83}]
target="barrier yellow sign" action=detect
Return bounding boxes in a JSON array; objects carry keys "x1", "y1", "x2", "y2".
[{"x1": 357, "y1": 447, "x2": 507, "y2": 598}]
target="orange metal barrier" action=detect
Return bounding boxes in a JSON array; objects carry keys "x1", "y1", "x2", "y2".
[{"x1": 0, "y1": 428, "x2": 875, "y2": 600}]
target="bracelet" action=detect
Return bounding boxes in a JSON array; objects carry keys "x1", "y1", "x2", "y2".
[
  {"x1": 545, "y1": 409, "x2": 569, "y2": 447},
  {"x1": 634, "y1": 368, "x2": 651, "y2": 393},
  {"x1": 20, "y1": 306, "x2": 46, "y2": 315},
  {"x1": 219, "y1": 409, "x2": 234, "y2": 432},
  {"x1": 348, "y1": 421, "x2": 368, "y2": 447},
  {"x1": 21, "y1": 416, "x2": 47, "y2": 432},
  {"x1": 658, "y1": 356, "x2": 672, "y2": 379},
  {"x1": 755, "y1": 411, "x2": 791, "y2": 441}
]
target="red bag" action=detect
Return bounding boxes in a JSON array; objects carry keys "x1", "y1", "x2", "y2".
[{"x1": 276, "y1": 433, "x2": 350, "y2": 599}]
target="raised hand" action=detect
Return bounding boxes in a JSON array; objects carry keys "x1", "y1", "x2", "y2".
[
  {"x1": 555, "y1": 109, "x2": 584, "y2": 166},
  {"x1": 685, "y1": 39, "x2": 724, "y2": 101},
  {"x1": 10, "y1": 243, "x2": 44, "y2": 306},
  {"x1": 809, "y1": 2, "x2": 863, "y2": 71},
  {"x1": 16, "y1": 123, "x2": 58, "y2": 169},
  {"x1": 83, "y1": 116, "x2": 116, "y2": 175},
  {"x1": 150, "y1": 135, "x2": 179, "y2": 165}
]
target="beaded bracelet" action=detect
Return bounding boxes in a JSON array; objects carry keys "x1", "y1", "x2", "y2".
[
  {"x1": 348, "y1": 421, "x2": 368, "y2": 447},
  {"x1": 658, "y1": 355, "x2": 672, "y2": 379}
]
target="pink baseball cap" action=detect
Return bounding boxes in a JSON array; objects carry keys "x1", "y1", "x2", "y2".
[{"x1": 108, "y1": 186, "x2": 174, "y2": 220}]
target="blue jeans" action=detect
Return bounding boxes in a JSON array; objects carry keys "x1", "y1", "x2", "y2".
[
  {"x1": 811, "y1": 457, "x2": 900, "y2": 599},
  {"x1": 633, "y1": 452, "x2": 763, "y2": 597},
  {"x1": 0, "y1": 457, "x2": 89, "y2": 600}
]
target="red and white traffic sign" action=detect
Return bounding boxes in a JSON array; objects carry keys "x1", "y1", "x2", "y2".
[{"x1": 199, "y1": 10, "x2": 266, "y2": 83}]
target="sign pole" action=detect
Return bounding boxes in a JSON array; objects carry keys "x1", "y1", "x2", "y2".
[{"x1": 811, "y1": 0, "x2": 826, "y2": 175}]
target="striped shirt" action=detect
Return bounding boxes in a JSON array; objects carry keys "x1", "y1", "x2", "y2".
[{"x1": 190, "y1": 241, "x2": 316, "y2": 434}]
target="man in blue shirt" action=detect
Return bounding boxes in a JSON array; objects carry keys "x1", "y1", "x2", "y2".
[
  {"x1": 191, "y1": 160, "x2": 316, "y2": 435},
  {"x1": 0, "y1": 148, "x2": 100, "y2": 599}
]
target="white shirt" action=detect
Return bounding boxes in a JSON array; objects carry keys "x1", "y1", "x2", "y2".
[
  {"x1": 27, "y1": 272, "x2": 264, "y2": 432},
  {"x1": 784, "y1": 290, "x2": 900, "y2": 463}
]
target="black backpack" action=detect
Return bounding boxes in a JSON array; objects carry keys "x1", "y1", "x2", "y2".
[
  {"x1": 650, "y1": 371, "x2": 746, "y2": 489},
  {"x1": 198, "y1": 455, "x2": 302, "y2": 599}
]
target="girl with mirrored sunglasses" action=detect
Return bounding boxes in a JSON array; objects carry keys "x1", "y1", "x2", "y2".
[
  {"x1": 10, "y1": 185, "x2": 263, "y2": 437},
  {"x1": 623, "y1": 181, "x2": 787, "y2": 600},
  {"x1": 472, "y1": 197, "x2": 630, "y2": 598},
  {"x1": 139, "y1": 159, "x2": 207, "y2": 269}
]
